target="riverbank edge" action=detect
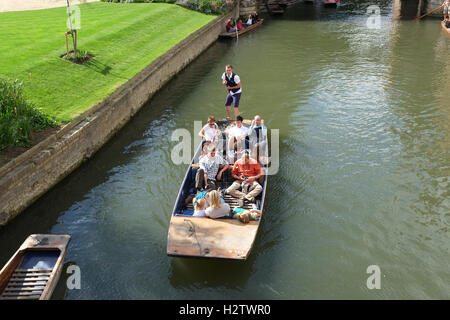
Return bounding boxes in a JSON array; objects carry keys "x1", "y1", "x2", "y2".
[{"x1": 0, "y1": 5, "x2": 239, "y2": 226}]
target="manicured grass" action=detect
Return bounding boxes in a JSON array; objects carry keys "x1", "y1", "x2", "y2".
[{"x1": 0, "y1": 3, "x2": 216, "y2": 122}]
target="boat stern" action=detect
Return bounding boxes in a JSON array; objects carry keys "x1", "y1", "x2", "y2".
[{"x1": 167, "y1": 216, "x2": 259, "y2": 260}]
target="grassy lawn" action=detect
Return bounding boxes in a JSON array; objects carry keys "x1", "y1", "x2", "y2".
[{"x1": 0, "y1": 2, "x2": 216, "y2": 122}]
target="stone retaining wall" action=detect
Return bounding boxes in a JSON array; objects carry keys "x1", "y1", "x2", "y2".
[
  {"x1": 240, "y1": 0, "x2": 267, "y2": 16},
  {"x1": 0, "y1": 5, "x2": 239, "y2": 226}
]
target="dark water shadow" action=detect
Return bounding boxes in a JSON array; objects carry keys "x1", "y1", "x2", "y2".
[
  {"x1": 51, "y1": 261, "x2": 75, "y2": 300},
  {"x1": 168, "y1": 251, "x2": 258, "y2": 291}
]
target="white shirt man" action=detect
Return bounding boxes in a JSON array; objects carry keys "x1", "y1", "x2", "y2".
[
  {"x1": 221, "y1": 64, "x2": 242, "y2": 119},
  {"x1": 221, "y1": 72, "x2": 242, "y2": 95},
  {"x1": 229, "y1": 123, "x2": 248, "y2": 140},
  {"x1": 227, "y1": 116, "x2": 248, "y2": 160}
]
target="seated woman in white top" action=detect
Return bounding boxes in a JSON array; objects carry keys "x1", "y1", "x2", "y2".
[
  {"x1": 244, "y1": 14, "x2": 253, "y2": 27},
  {"x1": 205, "y1": 190, "x2": 231, "y2": 219},
  {"x1": 199, "y1": 115, "x2": 221, "y2": 144}
]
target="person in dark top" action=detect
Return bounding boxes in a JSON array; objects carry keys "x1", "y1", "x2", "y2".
[
  {"x1": 221, "y1": 64, "x2": 242, "y2": 120},
  {"x1": 229, "y1": 19, "x2": 243, "y2": 33},
  {"x1": 225, "y1": 18, "x2": 234, "y2": 32},
  {"x1": 252, "y1": 11, "x2": 259, "y2": 22}
]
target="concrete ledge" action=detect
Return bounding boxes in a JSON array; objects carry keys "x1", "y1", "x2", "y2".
[{"x1": 0, "y1": 6, "x2": 239, "y2": 226}]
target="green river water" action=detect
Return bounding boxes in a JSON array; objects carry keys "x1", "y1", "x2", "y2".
[{"x1": 0, "y1": 0, "x2": 449, "y2": 299}]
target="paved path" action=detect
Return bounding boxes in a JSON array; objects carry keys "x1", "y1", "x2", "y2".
[{"x1": 0, "y1": 0, "x2": 99, "y2": 13}]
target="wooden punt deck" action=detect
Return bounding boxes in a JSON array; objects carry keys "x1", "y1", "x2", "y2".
[
  {"x1": 1, "y1": 268, "x2": 53, "y2": 300},
  {"x1": 168, "y1": 216, "x2": 260, "y2": 260},
  {"x1": 0, "y1": 234, "x2": 71, "y2": 300}
]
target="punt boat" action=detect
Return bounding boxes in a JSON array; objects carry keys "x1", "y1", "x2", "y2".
[
  {"x1": 167, "y1": 119, "x2": 269, "y2": 260},
  {"x1": 219, "y1": 19, "x2": 264, "y2": 38},
  {"x1": 442, "y1": 20, "x2": 450, "y2": 35},
  {"x1": 323, "y1": 0, "x2": 340, "y2": 6},
  {"x1": 0, "y1": 234, "x2": 71, "y2": 300},
  {"x1": 266, "y1": 3, "x2": 285, "y2": 15}
]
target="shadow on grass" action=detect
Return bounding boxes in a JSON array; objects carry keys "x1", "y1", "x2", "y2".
[
  {"x1": 84, "y1": 57, "x2": 128, "y2": 80},
  {"x1": 60, "y1": 50, "x2": 126, "y2": 79}
]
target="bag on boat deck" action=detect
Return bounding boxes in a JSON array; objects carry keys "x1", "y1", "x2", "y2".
[
  {"x1": 184, "y1": 194, "x2": 195, "y2": 207},
  {"x1": 184, "y1": 190, "x2": 208, "y2": 208},
  {"x1": 196, "y1": 191, "x2": 207, "y2": 200}
]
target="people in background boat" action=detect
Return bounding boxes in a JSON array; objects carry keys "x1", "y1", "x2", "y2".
[
  {"x1": 225, "y1": 18, "x2": 235, "y2": 32},
  {"x1": 192, "y1": 197, "x2": 207, "y2": 217},
  {"x1": 199, "y1": 115, "x2": 221, "y2": 145},
  {"x1": 205, "y1": 190, "x2": 231, "y2": 219},
  {"x1": 227, "y1": 115, "x2": 249, "y2": 159},
  {"x1": 195, "y1": 145, "x2": 229, "y2": 192},
  {"x1": 222, "y1": 64, "x2": 242, "y2": 120},
  {"x1": 226, "y1": 150, "x2": 263, "y2": 206},
  {"x1": 225, "y1": 0, "x2": 234, "y2": 7},
  {"x1": 244, "y1": 14, "x2": 253, "y2": 27},
  {"x1": 228, "y1": 19, "x2": 244, "y2": 33},
  {"x1": 252, "y1": 11, "x2": 259, "y2": 23},
  {"x1": 445, "y1": 0, "x2": 450, "y2": 28}
]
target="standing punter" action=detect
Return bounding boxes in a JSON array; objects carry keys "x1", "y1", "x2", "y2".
[{"x1": 222, "y1": 64, "x2": 242, "y2": 120}]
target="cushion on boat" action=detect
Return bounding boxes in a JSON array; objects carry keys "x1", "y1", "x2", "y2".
[{"x1": 20, "y1": 250, "x2": 60, "y2": 269}]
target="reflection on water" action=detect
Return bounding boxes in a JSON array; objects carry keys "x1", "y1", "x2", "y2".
[
  {"x1": 0, "y1": 1, "x2": 449, "y2": 299},
  {"x1": 169, "y1": 258, "x2": 256, "y2": 290}
]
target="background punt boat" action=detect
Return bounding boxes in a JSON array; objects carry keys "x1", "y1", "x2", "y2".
[
  {"x1": 219, "y1": 19, "x2": 264, "y2": 38},
  {"x1": 323, "y1": 0, "x2": 340, "y2": 6},
  {"x1": 442, "y1": 21, "x2": 450, "y2": 35},
  {"x1": 266, "y1": 2, "x2": 285, "y2": 15},
  {"x1": 167, "y1": 120, "x2": 269, "y2": 260},
  {"x1": 0, "y1": 234, "x2": 70, "y2": 300}
]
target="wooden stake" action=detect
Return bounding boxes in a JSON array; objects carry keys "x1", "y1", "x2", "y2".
[{"x1": 65, "y1": 32, "x2": 69, "y2": 57}]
